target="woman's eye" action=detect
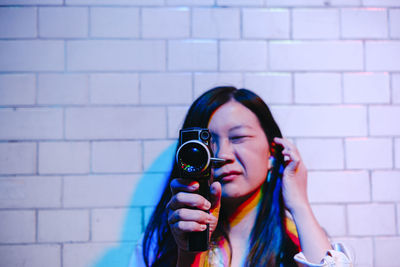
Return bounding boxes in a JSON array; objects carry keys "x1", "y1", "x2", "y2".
[{"x1": 230, "y1": 136, "x2": 248, "y2": 143}]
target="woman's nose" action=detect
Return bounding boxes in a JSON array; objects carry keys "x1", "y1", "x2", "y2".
[{"x1": 214, "y1": 140, "x2": 235, "y2": 163}]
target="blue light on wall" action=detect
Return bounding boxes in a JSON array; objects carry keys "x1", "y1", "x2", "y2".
[{"x1": 93, "y1": 142, "x2": 177, "y2": 267}]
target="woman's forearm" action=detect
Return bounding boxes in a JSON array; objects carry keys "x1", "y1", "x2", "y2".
[{"x1": 291, "y1": 203, "x2": 332, "y2": 264}]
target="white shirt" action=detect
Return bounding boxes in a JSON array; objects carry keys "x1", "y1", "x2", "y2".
[{"x1": 130, "y1": 237, "x2": 353, "y2": 267}]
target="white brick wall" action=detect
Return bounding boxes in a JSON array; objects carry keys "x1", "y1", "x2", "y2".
[
  {"x1": 38, "y1": 209, "x2": 90, "y2": 242},
  {"x1": 348, "y1": 204, "x2": 396, "y2": 236},
  {"x1": 338, "y1": 238, "x2": 373, "y2": 267},
  {"x1": 168, "y1": 40, "x2": 218, "y2": 71},
  {"x1": 38, "y1": 74, "x2": 89, "y2": 105},
  {"x1": 294, "y1": 73, "x2": 342, "y2": 104},
  {"x1": 297, "y1": 139, "x2": 344, "y2": 170},
  {"x1": 345, "y1": 138, "x2": 392, "y2": 169},
  {"x1": 0, "y1": 40, "x2": 64, "y2": 71},
  {"x1": 397, "y1": 204, "x2": 400, "y2": 234},
  {"x1": 369, "y1": 106, "x2": 400, "y2": 136},
  {"x1": 0, "y1": 245, "x2": 60, "y2": 267},
  {"x1": 242, "y1": 9, "x2": 290, "y2": 39},
  {"x1": 193, "y1": 8, "x2": 240, "y2": 39},
  {"x1": 90, "y1": 8, "x2": 140, "y2": 38},
  {"x1": 220, "y1": 41, "x2": 268, "y2": 71},
  {"x1": 390, "y1": 9, "x2": 400, "y2": 38},
  {"x1": 1, "y1": 2, "x2": 399, "y2": 267},
  {"x1": 0, "y1": 108, "x2": 63, "y2": 140},
  {"x1": 311, "y1": 205, "x2": 346, "y2": 236},
  {"x1": 343, "y1": 72, "x2": 390, "y2": 103},
  {"x1": 393, "y1": 73, "x2": 400, "y2": 104},
  {"x1": 143, "y1": 140, "x2": 175, "y2": 171},
  {"x1": 92, "y1": 208, "x2": 141, "y2": 241},
  {"x1": 308, "y1": 171, "x2": 370, "y2": 203},
  {"x1": 292, "y1": 9, "x2": 340, "y2": 39},
  {"x1": 0, "y1": 74, "x2": 36, "y2": 106},
  {"x1": 89, "y1": 73, "x2": 139, "y2": 105},
  {"x1": 39, "y1": 7, "x2": 88, "y2": 38},
  {"x1": 396, "y1": 138, "x2": 400, "y2": 168},
  {"x1": 272, "y1": 106, "x2": 367, "y2": 137},
  {"x1": 217, "y1": 0, "x2": 263, "y2": 6},
  {"x1": 244, "y1": 72, "x2": 292, "y2": 104},
  {"x1": 140, "y1": 73, "x2": 192, "y2": 104},
  {"x1": 372, "y1": 171, "x2": 400, "y2": 201},
  {"x1": 63, "y1": 175, "x2": 141, "y2": 208},
  {"x1": 366, "y1": 41, "x2": 400, "y2": 71},
  {"x1": 0, "y1": 210, "x2": 36, "y2": 243},
  {"x1": 92, "y1": 141, "x2": 142, "y2": 173},
  {"x1": 0, "y1": 176, "x2": 62, "y2": 208},
  {"x1": 341, "y1": 8, "x2": 388, "y2": 39},
  {"x1": 0, "y1": 143, "x2": 36, "y2": 174},
  {"x1": 142, "y1": 8, "x2": 190, "y2": 39},
  {"x1": 67, "y1": 40, "x2": 166, "y2": 71},
  {"x1": 363, "y1": 0, "x2": 400, "y2": 6},
  {"x1": 63, "y1": 242, "x2": 135, "y2": 267},
  {"x1": 65, "y1": 107, "x2": 167, "y2": 139},
  {"x1": 167, "y1": 106, "x2": 189, "y2": 138},
  {"x1": 0, "y1": 7, "x2": 37, "y2": 38},
  {"x1": 39, "y1": 142, "x2": 90, "y2": 174},
  {"x1": 194, "y1": 72, "x2": 243, "y2": 98},
  {"x1": 375, "y1": 237, "x2": 400, "y2": 267}
]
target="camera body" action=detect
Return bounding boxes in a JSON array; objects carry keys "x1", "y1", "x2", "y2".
[
  {"x1": 176, "y1": 127, "x2": 213, "y2": 180},
  {"x1": 176, "y1": 127, "x2": 213, "y2": 251}
]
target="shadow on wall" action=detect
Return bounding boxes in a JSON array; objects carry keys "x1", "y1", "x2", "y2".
[{"x1": 92, "y1": 142, "x2": 177, "y2": 267}]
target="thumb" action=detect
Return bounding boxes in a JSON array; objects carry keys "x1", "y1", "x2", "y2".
[
  {"x1": 210, "y1": 181, "x2": 221, "y2": 211},
  {"x1": 285, "y1": 160, "x2": 299, "y2": 174},
  {"x1": 209, "y1": 181, "x2": 222, "y2": 233}
]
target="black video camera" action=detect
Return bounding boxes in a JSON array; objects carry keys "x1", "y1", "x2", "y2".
[
  {"x1": 176, "y1": 127, "x2": 213, "y2": 180},
  {"x1": 176, "y1": 127, "x2": 226, "y2": 251}
]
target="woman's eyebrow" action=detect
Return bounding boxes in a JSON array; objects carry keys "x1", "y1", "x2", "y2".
[{"x1": 229, "y1": 125, "x2": 253, "y2": 131}]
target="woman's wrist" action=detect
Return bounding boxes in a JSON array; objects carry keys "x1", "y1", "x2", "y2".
[{"x1": 287, "y1": 198, "x2": 311, "y2": 219}]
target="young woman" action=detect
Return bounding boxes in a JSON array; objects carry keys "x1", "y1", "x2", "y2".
[{"x1": 134, "y1": 87, "x2": 352, "y2": 266}]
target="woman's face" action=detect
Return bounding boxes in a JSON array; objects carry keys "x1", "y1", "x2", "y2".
[{"x1": 208, "y1": 100, "x2": 271, "y2": 200}]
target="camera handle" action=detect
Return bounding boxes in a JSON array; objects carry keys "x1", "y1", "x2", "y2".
[{"x1": 188, "y1": 178, "x2": 211, "y2": 251}]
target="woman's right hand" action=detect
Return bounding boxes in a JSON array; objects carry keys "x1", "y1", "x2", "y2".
[{"x1": 167, "y1": 178, "x2": 222, "y2": 251}]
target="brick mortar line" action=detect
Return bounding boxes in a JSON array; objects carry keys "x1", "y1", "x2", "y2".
[
  {"x1": 88, "y1": 209, "x2": 92, "y2": 242},
  {"x1": 6, "y1": 4, "x2": 392, "y2": 8},
  {"x1": 4, "y1": 37, "x2": 394, "y2": 41},
  {"x1": 35, "y1": 209, "x2": 39, "y2": 243},
  {"x1": 0, "y1": 240, "x2": 139, "y2": 246},
  {"x1": 0, "y1": 207, "x2": 149, "y2": 211},
  {"x1": 3, "y1": 70, "x2": 399, "y2": 75},
  {"x1": 4, "y1": 103, "x2": 400, "y2": 108}
]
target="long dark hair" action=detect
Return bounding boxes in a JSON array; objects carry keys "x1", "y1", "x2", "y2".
[{"x1": 142, "y1": 87, "x2": 299, "y2": 266}]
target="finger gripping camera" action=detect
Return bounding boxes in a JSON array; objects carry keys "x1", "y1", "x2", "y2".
[{"x1": 176, "y1": 127, "x2": 213, "y2": 252}]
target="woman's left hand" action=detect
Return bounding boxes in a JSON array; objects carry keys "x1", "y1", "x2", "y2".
[
  {"x1": 273, "y1": 137, "x2": 333, "y2": 264},
  {"x1": 273, "y1": 137, "x2": 309, "y2": 213}
]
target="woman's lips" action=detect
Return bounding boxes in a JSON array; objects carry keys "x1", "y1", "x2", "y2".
[{"x1": 216, "y1": 171, "x2": 242, "y2": 182}]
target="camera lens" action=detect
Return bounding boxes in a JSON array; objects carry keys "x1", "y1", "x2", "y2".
[{"x1": 177, "y1": 141, "x2": 210, "y2": 174}]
